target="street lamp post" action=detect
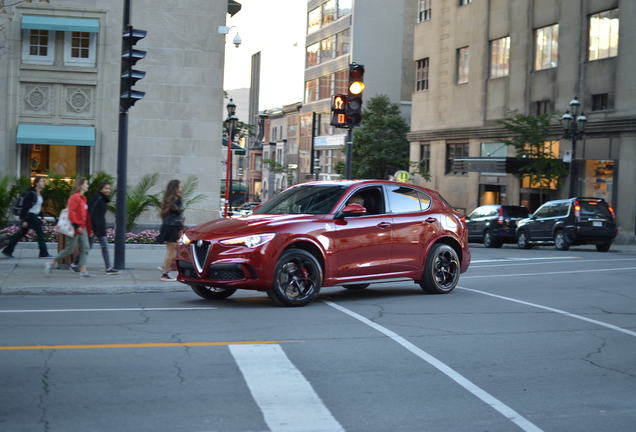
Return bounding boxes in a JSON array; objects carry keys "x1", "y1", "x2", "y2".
[
  {"x1": 561, "y1": 97, "x2": 587, "y2": 198},
  {"x1": 224, "y1": 99, "x2": 238, "y2": 218}
]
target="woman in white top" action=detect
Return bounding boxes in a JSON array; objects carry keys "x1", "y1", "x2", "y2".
[{"x1": 2, "y1": 177, "x2": 51, "y2": 258}]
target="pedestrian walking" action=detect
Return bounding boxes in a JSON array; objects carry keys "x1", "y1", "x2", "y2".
[
  {"x1": 70, "y1": 182, "x2": 118, "y2": 274},
  {"x1": 2, "y1": 177, "x2": 52, "y2": 259},
  {"x1": 44, "y1": 177, "x2": 92, "y2": 277},
  {"x1": 157, "y1": 179, "x2": 184, "y2": 282}
]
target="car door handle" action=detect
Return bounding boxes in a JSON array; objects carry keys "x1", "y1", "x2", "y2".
[
  {"x1": 425, "y1": 217, "x2": 437, "y2": 224},
  {"x1": 376, "y1": 222, "x2": 391, "y2": 229}
]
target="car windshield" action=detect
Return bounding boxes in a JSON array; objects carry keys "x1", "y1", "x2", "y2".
[
  {"x1": 254, "y1": 185, "x2": 347, "y2": 215},
  {"x1": 580, "y1": 201, "x2": 612, "y2": 219},
  {"x1": 504, "y1": 206, "x2": 529, "y2": 218}
]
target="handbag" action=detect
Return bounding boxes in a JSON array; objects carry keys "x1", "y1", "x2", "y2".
[{"x1": 54, "y1": 208, "x2": 75, "y2": 237}]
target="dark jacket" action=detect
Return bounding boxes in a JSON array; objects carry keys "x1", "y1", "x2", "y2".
[
  {"x1": 162, "y1": 197, "x2": 184, "y2": 227},
  {"x1": 88, "y1": 192, "x2": 110, "y2": 237},
  {"x1": 19, "y1": 189, "x2": 39, "y2": 220}
]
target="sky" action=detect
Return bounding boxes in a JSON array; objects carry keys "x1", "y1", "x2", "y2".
[{"x1": 223, "y1": 0, "x2": 307, "y2": 111}]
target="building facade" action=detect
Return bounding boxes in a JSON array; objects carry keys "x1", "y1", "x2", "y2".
[
  {"x1": 408, "y1": 0, "x2": 636, "y2": 241},
  {"x1": 0, "y1": 0, "x2": 238, "y2": 225}
]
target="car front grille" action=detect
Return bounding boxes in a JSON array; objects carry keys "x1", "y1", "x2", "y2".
[
  {"x1": 192, "y1": 241, "x2": 211, "y2": 273},
  {"x1": 210, "y1": 265, "x2": 245, "y2": 281}
]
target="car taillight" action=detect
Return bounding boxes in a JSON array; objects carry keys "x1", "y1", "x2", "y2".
[
  {"x1": 573, "y1": 201, "x2": 581, "y2": 221},
  {"x1": 497, "y1": 207, "x2": 504, "y2": 225},
  {"x1": 460, "y1": 216, "x2": 466, "y2": 223},
  {"x1": 608, "y1": 205, "x2": 615, "y2": 219}
]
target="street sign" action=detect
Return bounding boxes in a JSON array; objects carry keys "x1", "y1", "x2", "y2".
[{"x1": 394, "y1": 170, "x2": 410, "y2": 183}]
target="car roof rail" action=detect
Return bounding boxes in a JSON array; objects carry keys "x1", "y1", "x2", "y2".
[{"x1": 575, "y1": 197, "x2": 606, "y2": 201}]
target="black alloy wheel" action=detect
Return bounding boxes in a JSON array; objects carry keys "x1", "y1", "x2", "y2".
[
  {"x1": 483, "y1": 230, "x2": 502, "y2": 248},
  {"x1": 517, "y1": 231, "x2": 532, "y2": 249},
  {"x1": 596, "y1": 242, "x2": 611, "y2": 252},
  {"x1": 554, "y1": 230, "x2": 570, "y2": 251},
  {"x1": 191, "y1": 285, "x2": 237, "y2": 300},
  {"x1": 267, "y1": 249, "x2": 322, "y2": 307},
  {"x1": 419, "y1": 243, "x2": 460, "y2": 294},
  {"x1": 342, "y1": 284, "x2": 370, "y2": 290}
]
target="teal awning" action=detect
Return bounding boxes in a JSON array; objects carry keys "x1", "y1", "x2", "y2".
[
  {"x1": 222, "y1": 138, "x2": 246, "y2": 155},
  {"x1": 17, "y1": 124, "x2": 95, "y2": 147},
  {"x1": 22, "y1": 15, "x2": 100, "y2": 33}
]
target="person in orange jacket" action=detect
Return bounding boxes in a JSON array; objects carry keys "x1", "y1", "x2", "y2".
[{"x1": 45, "y1": 177, "x2": 93, "y2": 277}]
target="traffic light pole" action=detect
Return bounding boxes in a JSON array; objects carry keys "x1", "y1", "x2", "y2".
[{"x1": 345, "y1": 127, "x2": 353, "y2": 180}]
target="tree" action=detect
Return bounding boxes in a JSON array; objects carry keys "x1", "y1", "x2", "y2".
[
  {"x1": 350, "y1": 95, "x2": 410, "y2": 179},
  {"x1": 498, "y1": 112, "x2": 569, "y2": 203}
]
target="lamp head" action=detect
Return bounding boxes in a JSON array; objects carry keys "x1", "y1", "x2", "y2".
[
  {"x1": 233, "y1": 32, "x2": 242, "y2": 48},
  {"x1": 561, "y1": 111, "x2": 573, "y2": 131},
  {"x1": 569, "y1": 97, "x2": 581, "y2": 116},
  {"x1": 226, "y1": 98, "x2": 236, "y2": 117}
]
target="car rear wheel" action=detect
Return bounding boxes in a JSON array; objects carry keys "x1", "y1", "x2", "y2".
[
  {"x1": 191, "y1": 285, "x2": 236, "y2": 300},
  {"x1": 554, "y1": 230, "x2": 570, "y2": 251},
  {"x1": 517, "y1": 231, "x2": 532, "y2": 249},
  {"x1": 267, "y1": 249, "x2": 322, "y2": 307},
  {"x1": 483, "y1": 230, "x2": 502, "y2": 248},
  {"x1": 419, "y1": 243, "x2": 460, "y2": 294},
  {"x1": 596, "y1": 242, "x2": 611, "y2": 252},
  {"x1": 342, "y1": 284, "x2": 370, "y2": 290}
]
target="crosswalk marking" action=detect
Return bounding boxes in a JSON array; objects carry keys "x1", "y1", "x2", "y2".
[{"x1": 230, "y1": 343, "x2": 345, "y2": 432}]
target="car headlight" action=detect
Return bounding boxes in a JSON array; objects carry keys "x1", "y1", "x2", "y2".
[
  {"x1": 220, "y1": 233, "x2": 275, "y2": 248},
  {"x1": 178, "y1": 233, "x2": 191, "y2": 246}
]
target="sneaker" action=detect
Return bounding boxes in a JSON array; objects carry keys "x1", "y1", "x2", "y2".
[
  {"x1": 157, "y1": 266, "x2": 165, "y2": 273},
  {"x1": 2, "y1": 251, "x2": 14, "y2": 259},
  {"x1": 80, "y1": 271, "x2": 93, "y2": 278},
  {"x1": 105, "y1": 268, "x2": 120, "y2": 275},
  {"x1": 69, "y1": 263, "x2": 80, "y2": 273},
  {"x1": 160, "y1": 273, "x2": 176, "y2": 282},
  {"x1": 44, "y1": 261, "x2": 52, "y2": 274}
]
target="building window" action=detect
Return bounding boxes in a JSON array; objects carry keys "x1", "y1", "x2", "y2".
[
  {"x1": 415, "y1": 58, "x2": 429, "y2": 92},
  {"x1": 306, "y1": 42, "x2": 319, "y2": 66},
  {"x1": 320, "y1": 35, "x2": 336, "y2": 61},
  {"x1": 490, "y1": 36, "x2": 510, "y2": 78},
  {"x1": 305, "y1": 79, "x2": 319, "y2": 103},
  {"x1": 534, "y1": 100, "x2": 552, "y2": 115},
  {"x1": 459, "y1": 0, "x2": 472, "y2": 5},
  {"x1": 319, "y1": 74, "x2": 332, "y2": 100},
  {"x1": 480, "y1": 142, "x2": 507, "y2": 158},
  {"x1": 456, "y1": 47, "x2": 470, "y2": 84},
  {"x1": 589, "y1": 9, "x2": 619, "y2": 61},
  {"x1": 64, "y1": 31, "x2": 96, "y2": 66},
  {"x1": 591, "y1": 93, "x2": 610, "y2": 111},
  {"x1": 322, "y1": 0, "x2": 337, "y2": 25},
  {"x1": 534, "y1": 24, "x2": 559, "y2": 70},
  {"x1": 307, "y1": 6, "x2": 321, "y2": 34},
  {"x1": 337, "y1": 0, "x2": 352, "y2": 18},
  {"x1": 336, "y1": 29, "x2": 350, "y2": 57},
  {"x1": 446, "y1": 142, "x2": 469, "y2": 175},
  {"x1": 22, "y1": 29, "x2": 54, "y2": 64},
  {"x1": 417, "y1": 0, "x2": 431, "y2": 22},
  {"x1": 420, "y1": 143, "x2": 431, "y2": 175},
  {"x1": 334, "y1": 69, "x2": 348, "y2": 94}
]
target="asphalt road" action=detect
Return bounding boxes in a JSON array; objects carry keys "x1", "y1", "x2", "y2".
[{"x1": 1, "y1": 244, "x2": 635, "y2": 432}]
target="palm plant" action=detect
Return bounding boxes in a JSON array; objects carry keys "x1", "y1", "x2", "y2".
[
  {"x1": 0, "y1": 176, "x2": 27, "y2": 227},
  {"x1": 109, "y1": 173, "x2": 161, "y2": 232},
  {"x1": 180, "y1": 174, "x2": 207, "y2": 211},
  {"x1": 42, "y1": 173, "x2": 73, "y2": 217}
]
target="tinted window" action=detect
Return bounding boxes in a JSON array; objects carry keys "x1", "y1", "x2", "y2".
[
  {"x1": 533, "y1": 204, "x2": 550, "y2": 219},
  {"x1": 418, "y1": 192, "x2": 432, "y2": 210},
  {"x1": 580, "y1": 201, "x2": 612, "y2": 218},
  {"x1": 551, "y1": 203, "x2": 569, "y2": 217},
  {"x1": 503, "y1": 206, "x2": 529, "y2": 218},
  {"x1": 485, "y1": 206, "x2": 498, "y2": 217},
  {"x1": 344, "y1": 187, "x2": 384, "y2": 215},
  {"x1": 387, "y1": 186, "x2": 422, "y2": 213},
  {"x1": 255, "y1": 185, "x2": 346, "y2": 215}
]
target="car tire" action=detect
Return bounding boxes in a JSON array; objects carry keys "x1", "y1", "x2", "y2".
[
  {"x1": 554, "y1": 230, "x2": 570, "y2": 251},
  {"x1": 191, "y1": 285, "x2": 236, "y2": 300},
  {"x1": 483, "y1": 230, "x2": 502, "y2": 248},
  {"x1": 342, "y1": 284, "x2": 370, "y2": 290},
  {"x1": 267, "y1": 249, "x2": 322, "y2": 307},
  {"x1": 596, "y1": 242, "x2": 611, "y2": 252},
  {"x1": 419, "y1": 243, "x2": 460, "y2": 294},
  {"x1": 517, "y1": 231, "x2": 532, "y2": 249}
]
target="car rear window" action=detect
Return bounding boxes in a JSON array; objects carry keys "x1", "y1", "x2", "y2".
[
  {"x1": 580, "y1": 201, "x2": 612, "y2": 218},
  {"x1": 503, "y1": 206, "x2": 529, "y2": 218}
]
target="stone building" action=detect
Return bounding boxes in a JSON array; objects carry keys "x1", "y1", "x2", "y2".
[
  {"x1": 0, "y1": 0, "x2": 240, "y2": 225},
  {"x1": 408, "y1": 0, "x2": 636, "y2": 241}
]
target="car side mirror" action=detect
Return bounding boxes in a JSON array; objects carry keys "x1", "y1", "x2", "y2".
[{"x1": 336, "y1": 203, "x2": 367, "y2": 219}]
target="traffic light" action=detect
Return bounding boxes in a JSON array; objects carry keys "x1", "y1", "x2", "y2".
[
  {"x1": 330, "y1": 94, "x2": 348, "y2": 128},
  {"x1": 120, "y1": 26, "x2": 147, "y2": 111},
  {"x1": 346, "y1": 63, "x2": 365, "y2": 126}
]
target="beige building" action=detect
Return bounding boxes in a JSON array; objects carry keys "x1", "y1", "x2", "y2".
[
  {"x1": 408, "y1": 0, "x2": 636, "y2": 242},
  {"x1": 0, "y1": 0, "x2": 239, "y2": 225}
]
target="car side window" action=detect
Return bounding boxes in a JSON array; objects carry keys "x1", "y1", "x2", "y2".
[
  {"x1": 387, "y1": 185, "x2": 422, "y2": 214},
  {"x1": 553, "y1": 203, "x2": 569, "y2": 217},
  {"x1": 486, "y1": 207, "x2": 498, "y2": 217},
  {"x1": 344, "y1": 187, "x2": 384, "y2": 215},
  {"x1": 468, "y1": 207, "x2": 481, "y2": 219},
  {"x1": 533, "y1": 204, "x2": 550, "y2": 219},
  {"x1": 417, "y1": 192, "x2": 432, "y2": 211}
]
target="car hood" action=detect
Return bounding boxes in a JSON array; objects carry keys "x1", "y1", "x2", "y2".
[{"x1": 185, "y1": 214, "x2": 319, "y2": 240}]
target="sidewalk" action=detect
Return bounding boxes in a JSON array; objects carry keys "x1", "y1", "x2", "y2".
[{"x1": 0, "y1": 242, "x2": 190, "y2": 295}]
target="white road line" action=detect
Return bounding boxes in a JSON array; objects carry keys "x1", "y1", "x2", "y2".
[
  {"x1": 470, "y1": 257, "x2": 636, "y2": 269},
  {"x1": 230, "y1": 343, "x2": 344, "y2": 432},
  {"x1": 0, "y1": 307, "x2": 217, "y2": 313},
  {"x1": 462, "y1": 266, "x2": 636, "y2": 279},
  {"x1": 471, "y1": 257, "x2": 578, "y2": 263},
  {"x1": 325, "y1": 301, "x2": 543, "y2": 432},
  {"x1": 458, "y1": 286, "x2": 636, "y2": 338}
]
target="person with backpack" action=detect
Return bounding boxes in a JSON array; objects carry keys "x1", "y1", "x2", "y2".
[{"x1": 2, "y1": 177, "x2": 51, "y2": 259}]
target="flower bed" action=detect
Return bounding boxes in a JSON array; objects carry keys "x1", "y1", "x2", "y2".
[{"x1": 0, "y1": 223, "x2": 160, "y2": 244}]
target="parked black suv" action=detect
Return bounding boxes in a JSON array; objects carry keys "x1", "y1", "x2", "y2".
[
  {"x1": 466, "y1": 205, "x2": 530, "y2": 248},
  {"x1": 516, "y1": 198, "x2": 617, "y2": 251}
]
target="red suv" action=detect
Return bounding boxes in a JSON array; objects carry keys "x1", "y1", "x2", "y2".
[{"x1": 176, "y1": 180, "x2": 471, "y2": 307}]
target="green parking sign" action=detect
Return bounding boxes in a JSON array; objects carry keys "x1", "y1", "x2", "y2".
[{"x1": 394, "y1": 170, "x2": 410, "y2": 183}]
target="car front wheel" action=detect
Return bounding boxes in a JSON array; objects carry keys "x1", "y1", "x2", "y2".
[
  {"x1": 191, "y1": 285, "x2": 236, "y2": 300},
  {"x1": 267, "y1": 249, "x2": 322, "y2": 307},
  {"x1": 517, "y1": 231, "x2": 532, "y2": 249},
  {"x1": 554, "y1": 230, "x2": 570, "y2": 251},
  {"x1": 419, "y1": 244, "x2": 460, "y2": 294}
]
